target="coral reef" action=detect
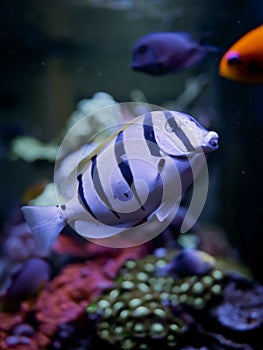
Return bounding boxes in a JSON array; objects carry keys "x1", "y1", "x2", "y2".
[
  {"x1": 0, "y1": 198, "x2": 259, "y2": 350},
  {"x1": 0, "y1": 237, "x2": 263, "y2": 350},
  {"x1": 0, "y1": 243, "x2": 146, "y2": 350},
  {"x1": 84, "y1": 249, "x2": 262, "y2": 350},
  {"x1": 0, "y1": 203, "x2": 261, "y2": 350}
]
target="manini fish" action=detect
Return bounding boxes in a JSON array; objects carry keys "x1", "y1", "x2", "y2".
[
  {"x1": 132, "y1": 32, "x2": 217, "y2": 76},
  {"x1": 219, "y1": 24, "x2": 263, "y2": 84},
  {"x1": 21, "y1": 110, "x2": 218, "y2": 250}
]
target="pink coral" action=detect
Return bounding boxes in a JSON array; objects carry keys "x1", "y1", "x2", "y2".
[
  {"x1": 34, "y1": 244, "x2": 147, "y2": 347},
  {"x1": 0, "y1": 242, "x2": 148, "y2": 349}
]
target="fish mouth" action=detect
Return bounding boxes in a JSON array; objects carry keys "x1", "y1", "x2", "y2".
[{"x1": 202, "y1": 131, "x2": 219, "y2": 152}]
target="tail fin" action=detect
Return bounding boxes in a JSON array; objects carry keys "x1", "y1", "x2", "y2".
[{"x1": 21, "y1": 206, "x2": 66, "y2": 255}]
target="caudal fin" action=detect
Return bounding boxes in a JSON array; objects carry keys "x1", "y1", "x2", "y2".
[{"x1": 21, "y1": 206, "x2": 66, "y2": 255}]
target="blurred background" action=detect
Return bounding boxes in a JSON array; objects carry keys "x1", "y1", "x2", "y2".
[{"x1": 0, "y1": 0, "x2": 262, "y2": 280}]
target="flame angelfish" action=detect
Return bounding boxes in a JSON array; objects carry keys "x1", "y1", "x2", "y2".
[{"x1": 219, "y1": 24, "x2": 263, "y2": 84}]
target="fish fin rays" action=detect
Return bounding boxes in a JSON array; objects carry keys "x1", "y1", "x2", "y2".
[{"x1": 21, "y1": 206, "x2": 66, "y2": 255}]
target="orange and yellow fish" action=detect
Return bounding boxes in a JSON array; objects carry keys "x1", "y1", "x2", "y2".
[{"x1": 219, "y1": 24, "x2": 263, "y2": 84}]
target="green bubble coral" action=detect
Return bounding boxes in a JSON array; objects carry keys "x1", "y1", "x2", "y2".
[{"x1": 86, "y1": 249, "x2": 228, "y2": 349}]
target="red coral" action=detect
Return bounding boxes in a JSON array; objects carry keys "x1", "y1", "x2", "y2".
[
  {"x1": 34, "y1": 243, "x2": 147, "y2": 347},
  {"x1": 0, "y1": 302, "x2": 35, "y2": 350},
  {"x1": 0, "y1": 243, "x2": 147, "y2": 349},
  {"x1": 0, "y1": 313, "x2": 25, "y2": 332}
]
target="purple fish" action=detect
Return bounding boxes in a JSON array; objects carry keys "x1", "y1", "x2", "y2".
[
  {"x1": 131, "y1": 32, "x2": 217, "y2": 76},
  {"x1": 4, "y1": 257, "x2": 50, "y2": 299}
]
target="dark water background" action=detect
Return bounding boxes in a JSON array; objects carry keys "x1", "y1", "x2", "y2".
[{"x1": 0, "y1": 0, "x2": 263, "y2": 280}]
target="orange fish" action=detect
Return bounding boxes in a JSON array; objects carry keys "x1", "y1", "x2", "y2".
[{"x1": 219, "y1": 24, "x2": 263, "y2": 84}]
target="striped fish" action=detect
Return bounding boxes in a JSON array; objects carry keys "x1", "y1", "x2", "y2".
[{"x1": 21, "y1": 110, "x2": 218, "y2": 251}]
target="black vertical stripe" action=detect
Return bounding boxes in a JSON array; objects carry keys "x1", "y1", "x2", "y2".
[
  {"x1": 115, "y1": 131, "x2": 134, "y2": 187},
  {"x1": 90, "y1": 154, "x2": 120, "y2": 219},
  {"x1": 91, "y1": 155, "x2": 97, "y2": 178},
  {"x1": 77, "y1": 174, "x2": 98, "y2": 219},
  {"x1": 143, "y1": 112, "x2": 162, "y2": 156},
  {"x1": 115, "y1": 130, "x2": 145, "y2": 211},
  {"x1": 164, "y1": 111, "x2": 195, "y2": 152}
]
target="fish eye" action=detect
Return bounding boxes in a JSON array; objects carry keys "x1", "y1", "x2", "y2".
[
  {"x1": 226, "y1": 52, "x2": 241, "y2": 65},
  {"x1": 138, "y1": 44, "x2": 148, "y2": 54}
]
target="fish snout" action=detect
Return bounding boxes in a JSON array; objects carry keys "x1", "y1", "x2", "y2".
[{"x1": 202, "y1": 131, "x2": 219, "y2": 152}]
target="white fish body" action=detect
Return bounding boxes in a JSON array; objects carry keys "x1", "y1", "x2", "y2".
[{"x1": 21, "y1": 110, "x2": 218, "y2": 251}]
